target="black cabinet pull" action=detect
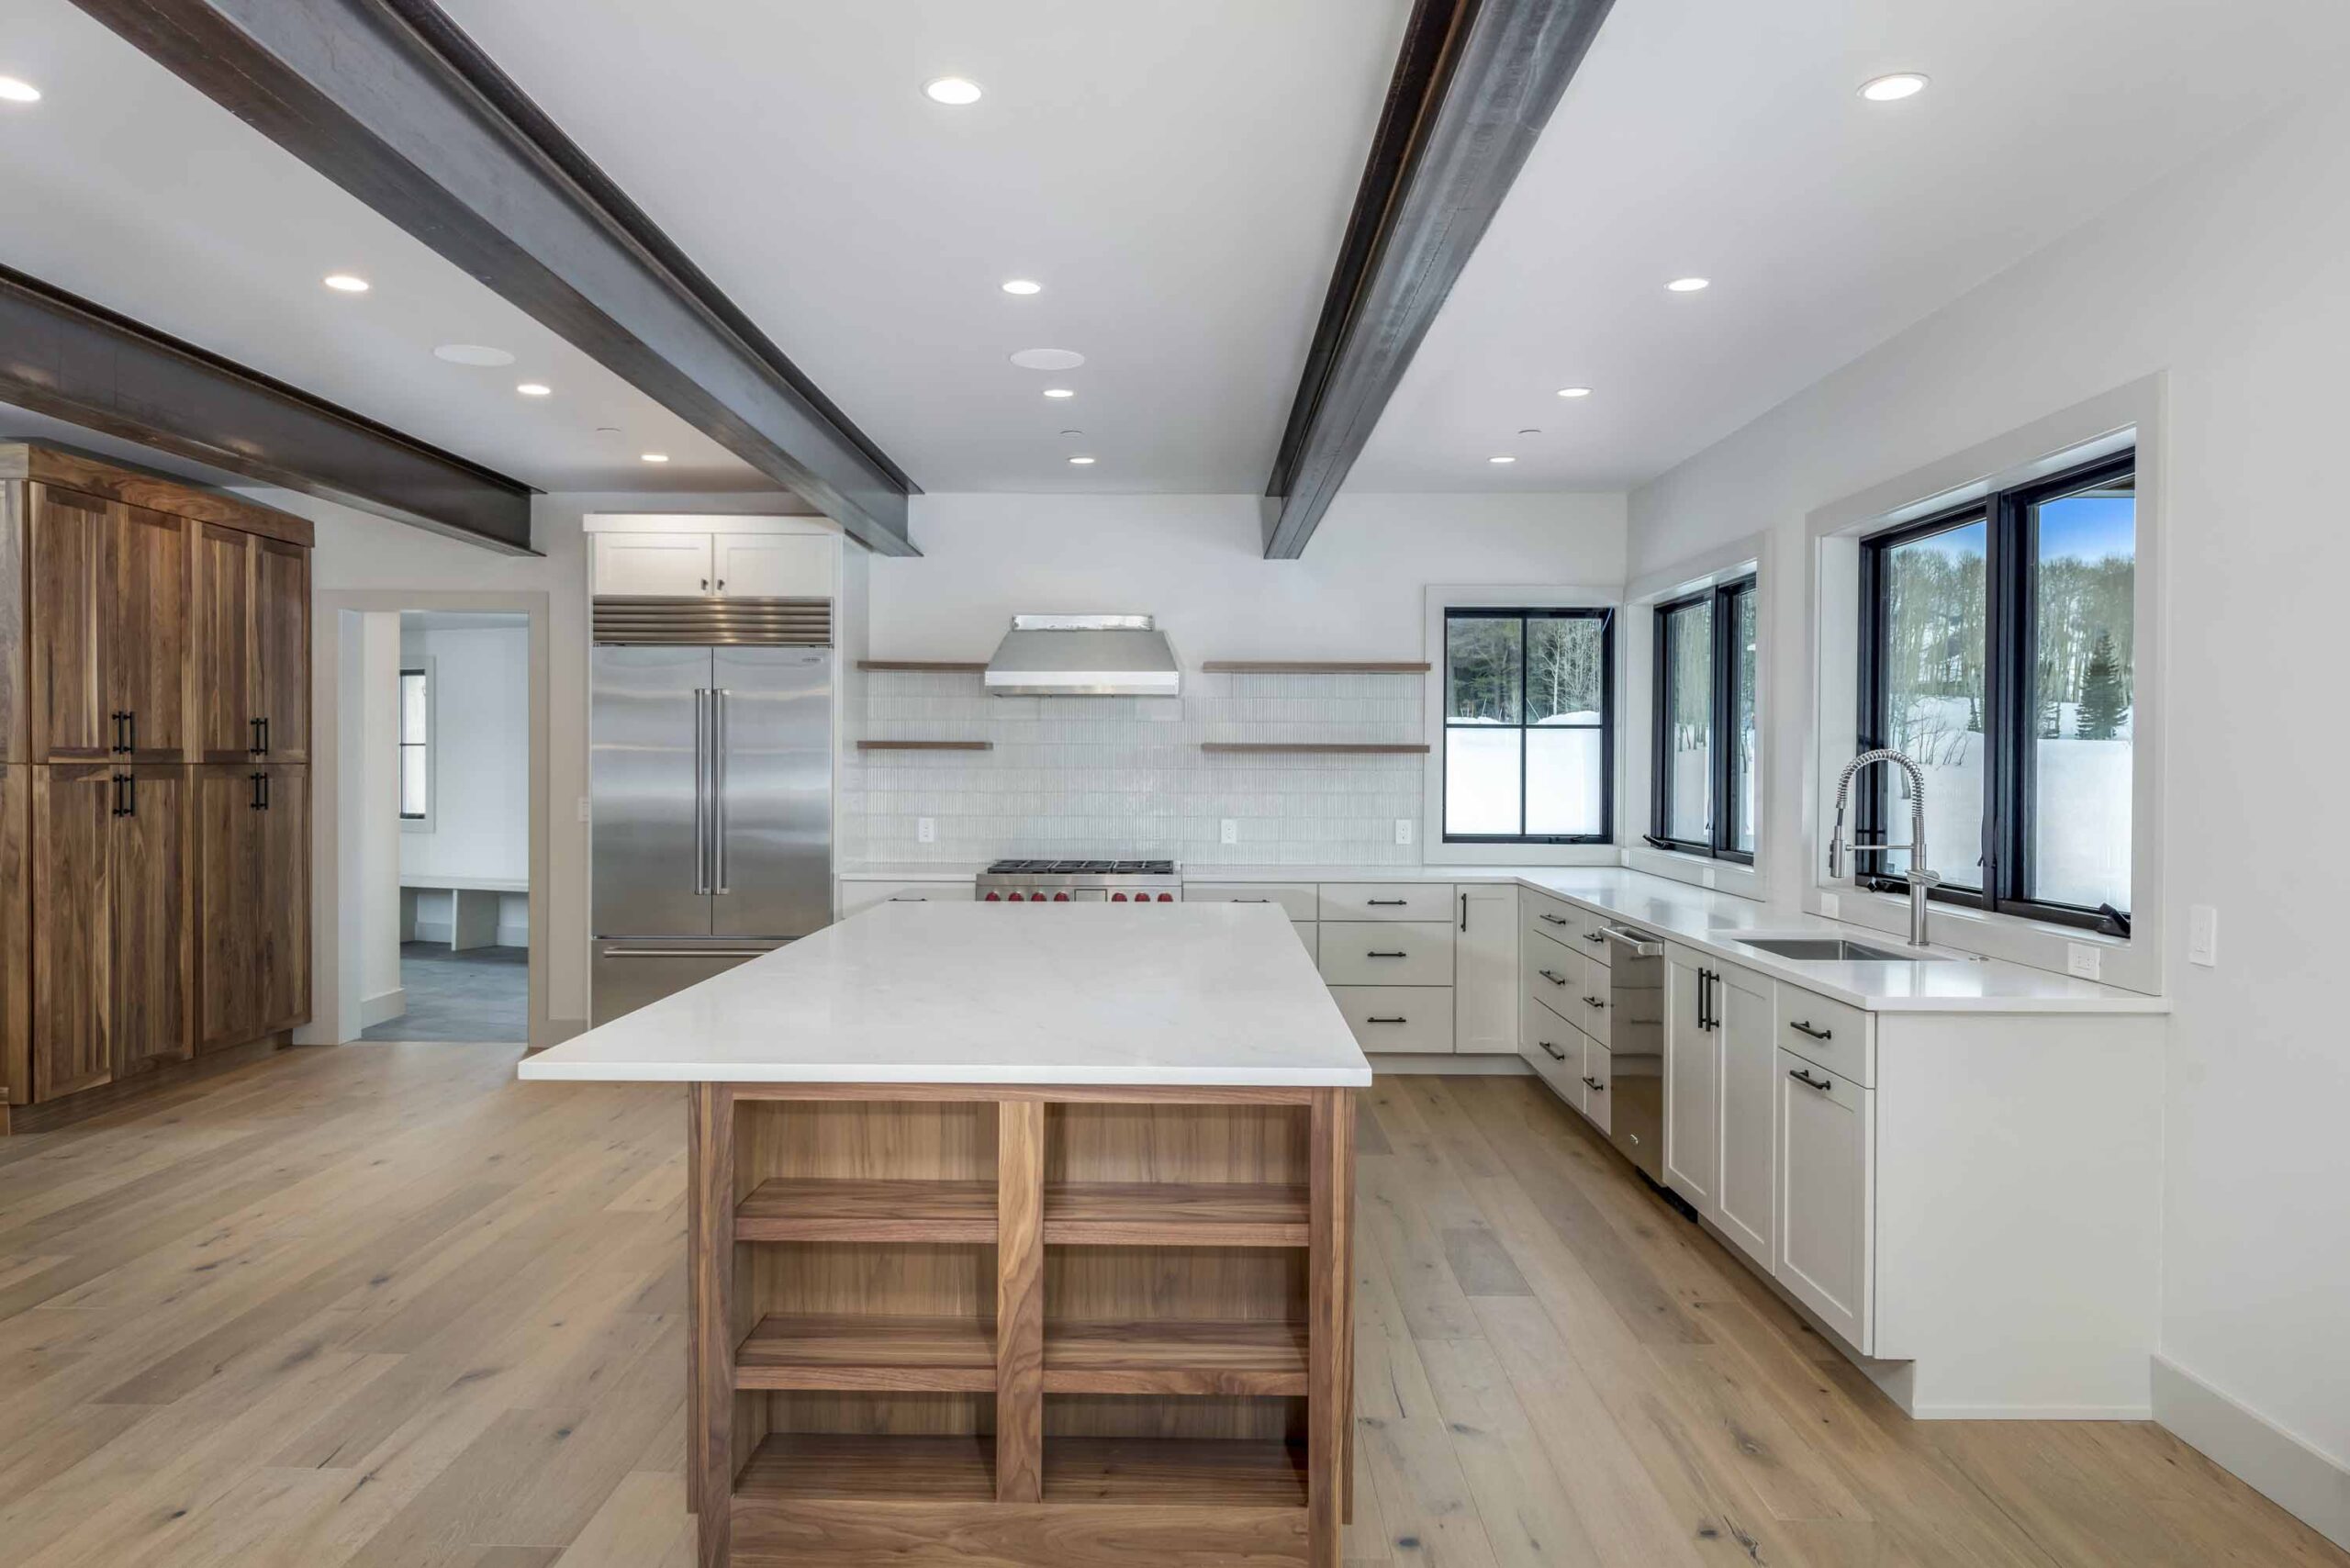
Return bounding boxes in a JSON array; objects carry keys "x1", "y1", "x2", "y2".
[
  {"x1": 109, "y1": 772, "x2": 129, "y2": 817},
  {"x1": 1582, "y1": 1076, "x2": 1606, "y2": 1092},
  {"x1": 1583, "y1": 995, "x2": 1606, "y2": 1010},
  {"x1": 1366, "y1": 898, "x2": 1407, "y2": 907},
  {"x1": 1539, "y1": 913, "x2": 1570, "y2": 926},
  {"x1": 1698, "y1": 969, "x2": 1717, "y2": 1032},
  {"x1": 250, "y1": 716, "x2": 264, "y2": 756},
  {"x1": 1789, "y1": 1067, "x2": 1834, "y2": 1092},
  {"x1": 249, "y1": 771, "x2": 264, "y2": 811},
  {"x1": 1366, "y1": 1015, "x2": 1407, "y2": 1025},
  {"x1": 259, "y1": 715, "x2": 270, "y2": 756},
  {"x1": 1581, "y1": 932, "x2": 1606, "y2": 945},
  {"x1": 1788, "y1": 1020, "x2": 1833, "y2": 1041},
  {"x1": 1538, "y1": 1040, "x2": 1565, "y2": 1061},
  {"x1": 1460, "y1": 891, "x2": 1468, "y2": 932},
  {"x1": 260, "y1": 771, "x2": 271, "y2": 811},
  {"x1": 1538, "y1": 968, "x2": 1567, "y2": 986},
  {"x1": 1367, "y1": 949, "x2": 1406, "y2": 959},
  {"x1": 110, "y1": 711, "x2": 128, "y2": 754},
  {"x1": 121, "y1": 773, "x2": 135, "y2": 818}
]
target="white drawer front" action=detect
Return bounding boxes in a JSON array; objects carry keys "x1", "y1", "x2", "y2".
[
  {"x1": 1330, "y1": 986, "x2": 1454, "y2": 1054},
  {"x1": 1318, "y1": 921, "x2": 1454, "y2": 986},
  {"x1": 1580, "y1": 1036, "x2": 1614, "y2": 1135},
  {"x1": 1523, "y1": 935, "x2": 1583, "y2": 1018},
  {"x1": 1775, "y1": 985, "x2": 1873, "y2": 1087},
  {"x1": 1566, "y1": 969, "x2": 1612, "y2": 1048},
  {"x1": 1188, "y1": 881, "x2": 1320, "y2": 921},
  {"x1": 838, "y1": 879, "x2": 974, "y2": 918},
  {"x1": 1520, "y1": 1001, "x2": 1582, "y2": 1108},
  {"x1": 1319, "y1": 883, "x2": 1454, "y2": 923},
  {"x1": 1523, "y1": 890, "x2": 1584, "y2": 946},
  {"x1": 1292, "y1": 922, "x2": 1319, "y2": 962}
]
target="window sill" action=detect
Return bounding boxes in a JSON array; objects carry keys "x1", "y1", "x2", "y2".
[
  {"x1": 1818, "y1": 882, "x2": 2155, "y2": 994},
  {"x1": 1626, "y1": 844, "x2": 1761, "y2": 898}
]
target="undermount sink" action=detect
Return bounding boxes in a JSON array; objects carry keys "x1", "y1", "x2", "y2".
[{"x1": 1732, "y1": 935, "x2": 1975, "y2": 963}]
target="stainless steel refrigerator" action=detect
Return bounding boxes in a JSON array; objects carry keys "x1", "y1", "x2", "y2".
[{"x1": 590, "y1": 637, "x2": 832, "y2": 1025}]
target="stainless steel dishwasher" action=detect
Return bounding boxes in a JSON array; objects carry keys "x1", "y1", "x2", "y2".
[{"x1": 1601, "y1": 924, "x2": 1667, "y2": 1182}]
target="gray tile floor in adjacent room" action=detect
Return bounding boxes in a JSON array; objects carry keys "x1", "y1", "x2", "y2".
[{"x1": 360, "y1": 941, "x2": 528, "y2": 1042}]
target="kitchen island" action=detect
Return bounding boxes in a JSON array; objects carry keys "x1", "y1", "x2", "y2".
[{"x1": 520, "y1": 902, "x2": 1371, "y2": 1568}]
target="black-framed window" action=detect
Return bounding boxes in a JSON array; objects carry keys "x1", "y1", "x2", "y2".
[
  {"x1": 1648, "y1": 576, "x2": 1756, "y2": 863},
  {"x1": 1857, "y1": 452, "x2": 2135, "y2": 932},
  {"x1": 398, "y1": 666, "x2": 430, "y2": 821},
  {"x1": 1442, "y1": 608, "x2": 1613, "y2": 843}
]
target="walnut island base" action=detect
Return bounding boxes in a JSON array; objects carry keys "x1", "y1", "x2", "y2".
[{"x1": 518, "y1": 902, "x2": 1371, "y2": 1568}]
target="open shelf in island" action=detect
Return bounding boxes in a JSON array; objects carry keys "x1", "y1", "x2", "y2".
[{"x1": 690, "y1": 1085, "x2": 1354, "y2": 1568}]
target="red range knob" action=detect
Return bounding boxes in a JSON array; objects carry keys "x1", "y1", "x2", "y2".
[
  {"x1": 1157, "y1": 893, "x2": 1174, "y2": 902},
  {"x1": 1053, "y1": 892, "x2": 1069, "y2": 902},
  {"x1": 984, "y1": 891, "x2": 1002, "y2": 901},
  {"x1": 1111, "y1": 892, "x2": 1128, "y2": 902}
]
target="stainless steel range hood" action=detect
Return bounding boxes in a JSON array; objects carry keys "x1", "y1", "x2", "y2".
[{"x1": 983, "y1": 614, "x2": 1181, "y2": 697}]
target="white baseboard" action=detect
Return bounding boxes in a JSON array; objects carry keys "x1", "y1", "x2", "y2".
[
  {"x1": 414, "y1": 921, "x2": 452, "y2": 944},
  {"x1": 359, "y1": 987, "x2": 406, "y2": 1027},
  {"x1": 495, "y1": 922, "x2": 530, "y2": 947},
  {"x1": 2153, "y1": 1354, "x2": 2350, "y2": 1551},
  {"x1": 1367, "y1": 1054, "x2": 1533, "y2": 1076}
]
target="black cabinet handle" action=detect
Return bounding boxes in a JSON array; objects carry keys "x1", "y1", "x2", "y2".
[
  {"x1": 1788, "y1": 1020, "x2": 1833, "y2": 1041},
  {"x1": 1460, "y1": 892, "x2": 1468, "y2": 932},
  {"x1": 110, "y1": 711, "x2": 128, "y2": 754},
  {"x1": 1366, "y1": 899, "x2": 1407, "y2": 907},
  {"x1": 1539, "y1": 913, "x2": 1570, "y2": 925},
  {"x1": 127, "y1": 711, "x2": 136, "y2": 753},
  {"x1": 110, "y1": 772, "x2": 131, "y2": 817},
  {"x1": 1583, "y1": 995, "x2": 1606, "y2": 1010},
  {"x1": 260, "y1": 771, "x2": 271, "y2": 811},
  {"x1": 1581, "y1": 932, "x2": 1606, "y2": 945},
  {"x1": 1367, "y1": 950, "x2": 1406, "y2": 959},
  {"x1": 1789, "y1": 1067, "x2": 1834, "y2": 1092},
  {"x1": 1538, "y1": 968, "x2": 1568, "y2": 986},
  {"x1": 250, "y1": 716, "x2": 264, "y2": 756},
  {"x1": 1366, "y1": 1015, "x2": 1407, "y2": 1025},
  {"x1": 1538, "y1": 1040, "x2": 1565, "y2": 1061},
  {"x1": 1582, "y1": 1076, "x2": 1606, "y2": 1092},
  {"x1": 259, "y1": 715, "x2": 270, "y2": 756},
  {"x1": 1699, "y1": 969, "x2": 1718, "y2": 1032}
]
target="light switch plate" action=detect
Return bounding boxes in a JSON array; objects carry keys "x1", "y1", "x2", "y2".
[
  {"x1": 1220, "y1": 818, "x2": 1237, "y2": 846},
  {"x1": 916, "y1": 817, "x2": 935, "y2": 844},
  {"x1": 2065, "y1": 942, "x2": 2102, "y2": 980},
  {"x1": 2188, "y1": 904, "x2": 2219, "y2": 967},
  {"x1": 1394, "y1": 818, "x2": 1413, "y2": 846}
]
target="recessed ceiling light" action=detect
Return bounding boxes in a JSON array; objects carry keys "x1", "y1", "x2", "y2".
[
  {"x1": 1556, "y1": 386, "x2": 1593, "y2": 398},
  {"x1": 1001, "y1": 279, "x2": 1043, "y2": 296},
  {"x1": 923, "y1": 76, "x2": 983, "y2": 106},
  {"x1": 0, "y1": 76, "x2": 41, "y2": 104},
  {"x1": 1860, "y1": 73, "x2": 1930, "y2": 102},
  {"x1": 434, "y1": 343, "x2": 515, "y2": 366},
  {"x1": 1068, "y1": 455, "x2": 1096, "y2": 465},
  {"x1": 515, "y1": 382, "x2": 552, "y2": 398},
  {"x1": 1666, "y1": 276, "x2": 1711, "y2": 293},
  {"x1": 1489, "y1": 455, "x2": 1516, "y2": 465},
  {"x1": 1011, "y1": 348, "x2": 1085, "y2": 371},
  {"x1": 322, "y1": 273, "x2": 371, "y2": 294},
  {"x1": 1043, "y1": 387, "x2": 1076, "y2": 398},
  {"x1": 641, "y1": 452, "x2": 670, "y2": 464}
]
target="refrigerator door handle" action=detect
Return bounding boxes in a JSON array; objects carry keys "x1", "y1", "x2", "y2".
[
  {"x1": 713, "y1": 689, "x2": 731, "y2": 894},
  {"x1": 692, "y1": 688, "x2": 711, "y2": 896}
]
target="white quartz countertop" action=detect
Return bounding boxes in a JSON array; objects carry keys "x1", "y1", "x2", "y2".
[
  {"x1": 520, "y1": 902, "x2": 1372, "y2": 1087},
  {"x1": 838, "y1": 861, "x2": 2166, "y2": 1014}
]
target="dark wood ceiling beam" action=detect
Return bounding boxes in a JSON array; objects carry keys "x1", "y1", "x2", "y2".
[
  {"x1": 72, "y1": 0, "x2": 920, "y2": 557},
  {"x1": 1262, "y1": 0, "x2": 1617, "y2": 559},
  {"x1": 0, "y1": 263, "x2": 536, "y2": 553}
]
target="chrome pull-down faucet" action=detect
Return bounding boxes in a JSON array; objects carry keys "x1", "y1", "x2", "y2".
[{"x1": 1828, "y1": 748, "x2": 1941, "y2": 948}]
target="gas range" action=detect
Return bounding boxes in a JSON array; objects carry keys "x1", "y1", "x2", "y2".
[{"x1": 977, "y1": 858, "x2": 1182, "y2": 903}]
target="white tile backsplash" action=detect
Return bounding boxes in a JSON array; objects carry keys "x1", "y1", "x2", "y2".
[{"x1": 844, "y1": 670, "x2": 1427, "y2": 865}]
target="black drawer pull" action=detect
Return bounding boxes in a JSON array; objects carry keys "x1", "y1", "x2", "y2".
[
  {"x1": 1789, "y1": 1068, "x2": 1834, "y2": 1092},
  {"x1": 1583, "y1": 995, "x2": 1606, "y2": 1010},
  {"x1": 1582, "y1": 1076, "x2": 1606, "y2": 1092},
  {"x1": 1538, "y1": 1040, "x2": 1565, "y2": 1060},
  {"x1": 1539, "y1": 913, "x2": 1570, "y2": 925},
  {"x1": 1788, "y1": 1020, "x2": 1833, "y2": 1041},
  {"x1": 1581, "y1": 932, "x2": 1606, "y2": 945},
  {"x1": 1538, "y1": 969, "x2": 1567, "y2": 986},
  {"x1": 1366, "y1": 1015, "x2": 1407, "y2": 1025},
  {"x1": 1366, "y1": 898, "x2": 1408, "y2": 906},
  {"x1": 1367, "y1": 950, "x2": 1407, "y2": 959}
]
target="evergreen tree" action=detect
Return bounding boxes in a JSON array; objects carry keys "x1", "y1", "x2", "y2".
[{"x1": 2077, "y1": 631, "x2": 2126, "y2": 740}]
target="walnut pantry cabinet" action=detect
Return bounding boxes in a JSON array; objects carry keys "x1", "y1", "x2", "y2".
[{"x1": 0, "y1": 444, "x2": 312, "y2": 1130}]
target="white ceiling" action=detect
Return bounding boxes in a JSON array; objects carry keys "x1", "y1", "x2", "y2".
[
  {"x1": 429, "y1": 0, "x2": 1413, "y2": 494},
  {"x1": 1348, "y1": 0, "x2": 2350, "y2": 492},
  {"x1": 0, "y1": 0, "x2": 767, "y2": 495}
]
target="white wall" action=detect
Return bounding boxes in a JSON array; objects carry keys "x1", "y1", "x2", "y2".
[
  {"x1": 398, "y1": 619, "x2": 531, "y2": 885},
  {"x1": 1627, "y1": 100, "x2": 2350, "y2": 1540},
  {"x1": 868, "y1": 490, "x2": 1627, "y2": 660},
  {"x1": 356, "y1": 612, "x2": 403, "y2": 1020}
]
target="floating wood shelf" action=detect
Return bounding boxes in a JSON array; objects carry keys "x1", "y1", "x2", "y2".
[
  {"x1": 1045, "y1": 1319, "x2": 1309, "y2": 1396},
  {"x1": 1043, "y1": 1181, "x2": 1310, "y2": 1247},
  {"x1": 1199, "y1": 743, "x2": 1429, "y2": 756},
  {"x1": 856, "y1": 739, "x2": 993, "y2": 752},
  {"x1": 735, "y1": 1314, "x2": 996, "y2": 1392},
  {"x1": 734, "y1": 1177, "x2": 997, "y2": 1241},
  {"x1": 857, "y1": 660, "x2": 988, "y2": 672},
  {"x1": 1200, "y1": 661, "x2": 1429, "y2": 674}
]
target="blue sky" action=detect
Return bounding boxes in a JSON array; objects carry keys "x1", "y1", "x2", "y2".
[{"x1": 2038, "y1": 494, "x2": 2134, "y2": 563}]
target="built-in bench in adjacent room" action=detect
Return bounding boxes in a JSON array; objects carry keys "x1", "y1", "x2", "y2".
[{"x1": 400, "y1": 876, "x2": 530, "y2": 950}]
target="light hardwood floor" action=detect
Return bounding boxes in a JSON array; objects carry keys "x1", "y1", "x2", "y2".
[{"x1": 0, "y1": 1043, "x2": 2336, "y2": 1568}]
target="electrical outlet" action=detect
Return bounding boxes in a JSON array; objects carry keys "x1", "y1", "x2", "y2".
[
  {"x1": 916, "y1": 817, "x2": 935, "y2": 845},
  {"x1": 1220, "y1": 818, "x2": 1237, "y2": 846},
  {"x1": 2065, "y1": 942, "x2": 2102, "y2": 981},
  {"x1": 2188, "y1": 904, "x2": 2219, "y2": 968},
  {"x1": 576, "y1": 795, "x2": 591, "y2": 823},
  {"x1": 1394, "y1": 818, "x2": 1413, "y2": 846}
]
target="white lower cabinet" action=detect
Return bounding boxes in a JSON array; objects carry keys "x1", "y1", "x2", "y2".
[
  {"x1": 1329, "y1": 985, "x2": 1453, "y2": 1055},
  {"x1": 837, "y1": 879, "x2": 976, "y2": 918},
  {"x1": 1774, "y1": 1046, "x2": 1874, "y2": 1351},
  {"x1": 1319, "y1": 921, "x2": 1454, "y2": 986},
  {"x1": 1519, "y1": 994, "x2": 1581, "y2": 1107},
  {"x1": 1662, "y1": 951, "x2": 1718, "y2": 1211},
  {"x1": 1292, "y1": 922, "x2": 1318, "y2": 962},
  {"x1": 1713, "y1": 960, "x2": 1777, "y2": 1270},
  {"x1": 1454, "y1": 884, "x2": 1518, "y2": 1054},
  {"x1": 1580, "y1": 1036, "x2": 1613, "y2": 1135}
]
